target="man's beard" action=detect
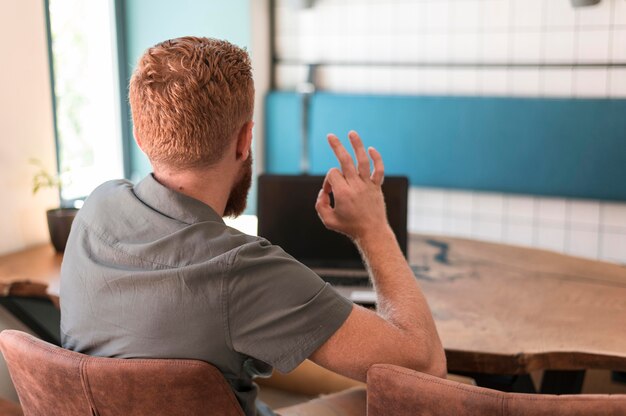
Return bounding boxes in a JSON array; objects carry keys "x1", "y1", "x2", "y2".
[{"x1": 223, "y1": 154, "x2": 253, "y2": 218}]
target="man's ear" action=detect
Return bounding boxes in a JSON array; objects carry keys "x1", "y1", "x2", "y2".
[{"x1": 235, "y1": 121, "x2": 254, "y2": 161}]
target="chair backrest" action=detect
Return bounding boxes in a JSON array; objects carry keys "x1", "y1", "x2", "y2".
[
  {"x1": 0, "y1": 330, "x2": 244, "y2": 416},
  {"x1": 367, "y1": 364, "x2": 626, "y2": 416}
]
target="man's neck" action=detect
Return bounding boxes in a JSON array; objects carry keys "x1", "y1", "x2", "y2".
[{"x1": 153, "y1": 164, "x2": 234, "y2": 217}]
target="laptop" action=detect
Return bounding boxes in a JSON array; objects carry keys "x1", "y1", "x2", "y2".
[{"x1": 257, "y1": 174, "x2": 409, "y2": 295}]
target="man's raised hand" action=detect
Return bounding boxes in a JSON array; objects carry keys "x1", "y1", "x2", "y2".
[{"x1": 315, "y1": 131, "x2": 388, "y2": 242}]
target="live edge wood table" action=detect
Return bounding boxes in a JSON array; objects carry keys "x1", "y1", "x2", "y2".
[
  {"x1": 0, "y1": 244, "x2": 61, "y2": 344},
  {"x1": 408, "y1": 234, "x2": 626, "y2": 394},
  {"x1": 1, "y1": 237, "x2": 625, "y2": 394}
]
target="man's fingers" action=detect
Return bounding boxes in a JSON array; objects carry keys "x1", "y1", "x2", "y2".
[
  {"x1": 328, "y1": 134, "x2": 357, "y2": 178},
  {"x1": 316, "y1": 188, "x2": 332, "y2": 212},
  {"x1": 325, "y1": 167, "x2": 346, "y2": 191},
  {"x1": 348, "y1": 131, "x2": 371, "y2": 179},
  {"x1": 315, "y1": 189, "x2": 338, "y2": 230},
  {"x1": 320, "y1": 168, "x2": 344, "y2": 212},
  {"x1": 323, "y1": 176, "x2": 333, "y2": 194},
  {"x1": 368, "y1": 147, "x2": 385, "y2": 185}
]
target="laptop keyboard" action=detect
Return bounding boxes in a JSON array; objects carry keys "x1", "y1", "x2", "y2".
[
  {"x1": 314, "y1": 268, "x2": 372, "y2": 287},
  {"x1": 319, "y1": 265, "x2": 426, "y2": 288},
  {"x1": 320, "y1": 275, "x2": 372, "y2": 287}
]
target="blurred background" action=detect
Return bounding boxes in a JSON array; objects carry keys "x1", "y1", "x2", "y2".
[{"x1": 1, "y1": 0, "x2": 625, "y2": 264}]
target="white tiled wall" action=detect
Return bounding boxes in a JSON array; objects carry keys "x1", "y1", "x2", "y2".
[
  {"x1": 409, "y1": 187, "x2": 626, "y2": 264},
  {"x1": 274, "y1": 0, "x2": 626, "y2": 264},
  {"x1": 275, "y1": 0, "x2": 626, "y2": 98}
]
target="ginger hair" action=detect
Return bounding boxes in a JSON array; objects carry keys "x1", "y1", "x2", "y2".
[{"x1": 129, "y1": 36, "x2": 254, "y2": 169}]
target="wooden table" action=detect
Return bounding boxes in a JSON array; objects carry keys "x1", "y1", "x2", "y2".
[
  {"x1": 0, "y1": 244, "x2": 61, "y2": 343},
  {"x1": 0, "y1": 244, "x2": 61, "y2": 302},
  {"x1": 408, "y1": 234, "x2": 626, "y2": 393},
  {"x1": 1, "y1": 238, "x2": 625, "y2": 393}
]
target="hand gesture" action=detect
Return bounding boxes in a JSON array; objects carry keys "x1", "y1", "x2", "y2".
[{"x1": 315, "y1": 131, "x2": 388, "y2": 242}]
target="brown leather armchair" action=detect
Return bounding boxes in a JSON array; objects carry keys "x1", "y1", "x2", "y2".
[
  {"x1": 0, "y1": 330, "x2": 366, "y2": 416},
  {"x1": 367, "y1": 364, "x2": 626, "y2": 416},
  {"x1": 0, "y1": 330, "x2": 244, "y2": 416},
  {"x1": 10, "y1": 328, "x2": 623, "y2": 416}
]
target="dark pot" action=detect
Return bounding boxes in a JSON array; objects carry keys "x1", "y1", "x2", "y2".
[{"x1": 46, "y1": 208, "x2": 79, "y2": 253}]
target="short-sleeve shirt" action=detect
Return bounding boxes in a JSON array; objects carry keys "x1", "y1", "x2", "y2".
[{"x1": 60, "y1": 174, "x2": 353, "y2": 416}]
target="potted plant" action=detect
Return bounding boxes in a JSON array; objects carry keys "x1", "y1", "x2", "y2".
[{"x1": 31, "y1": 159, "x2": 78, "y2": 253}]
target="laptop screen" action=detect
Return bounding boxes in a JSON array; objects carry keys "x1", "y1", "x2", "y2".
[{"x1": 257, "y1": 174, "x2": 408, "y2": 269}]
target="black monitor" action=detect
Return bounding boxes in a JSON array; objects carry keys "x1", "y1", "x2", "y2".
[{"x1": 257, "y1": 174, "x2": 408, "y2": 269}]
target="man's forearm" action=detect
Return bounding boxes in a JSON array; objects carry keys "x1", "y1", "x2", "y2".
[
  {"x1": 355, "y1": 225, "x2": 446, "y2": 375},
  {"x1": 313, "y1": 130, "x2": 446, "y2": 377}
]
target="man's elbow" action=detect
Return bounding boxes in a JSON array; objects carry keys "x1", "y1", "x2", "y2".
[
  {"x1": 427, "y1": 338, "x2": 448, "y2": 378},
  {"x1": 424, "y1": 348, "x2": 447, "y2": 378},
  {"x1": 404, "y1": 341, "x2": 447, "y2": 378}
]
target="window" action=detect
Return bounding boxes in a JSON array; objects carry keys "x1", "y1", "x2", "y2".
[{"x1": 47, "y1": 0, "x2": 124, "y2": 203}]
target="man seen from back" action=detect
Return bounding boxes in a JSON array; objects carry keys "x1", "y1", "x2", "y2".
[{"x1": 60, "y1": 36, "x2": 446, "y2": 416}]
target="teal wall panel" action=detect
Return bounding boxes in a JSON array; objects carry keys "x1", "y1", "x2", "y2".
[
  {"x1": 265, "y1": 92, "x2": 303, "y2": 174},
  {"x1": 121, "y1": 0, "x2": 251, "y2": 181},
  {"x1": 266, "y1": 92, "x2": 626, "y2": 201}
]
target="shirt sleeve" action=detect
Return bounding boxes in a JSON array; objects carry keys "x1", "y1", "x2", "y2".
[{"x1": 224, "y1": 238, "x2": 353, "y2": 373}]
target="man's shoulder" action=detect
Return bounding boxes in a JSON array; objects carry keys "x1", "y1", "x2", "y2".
[
  {"x1": 81, "y1": 179, "x2": 134, "y2": 210},
  {"x1": 93, "y1": 178, "x2": 134, "y2": 192},
  {"x1": 227, "y1": 233, "x2": 311, "y2": 275}
]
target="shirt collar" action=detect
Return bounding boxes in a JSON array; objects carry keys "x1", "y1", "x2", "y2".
[{"x1": 133, "y1": 174, "x2": 224, "y2": 225}]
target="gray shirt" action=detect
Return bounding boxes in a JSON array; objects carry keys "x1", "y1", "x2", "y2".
[{"x1": 60, "y1": 174, "x2": 353, "y2": 415}]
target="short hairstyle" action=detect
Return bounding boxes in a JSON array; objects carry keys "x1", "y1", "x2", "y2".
[{"x1": 129, "y1": 36, "x2": 254, "y2": 169}]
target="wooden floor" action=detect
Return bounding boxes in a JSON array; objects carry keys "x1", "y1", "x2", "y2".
[
  {"x1": 582, "y1": 370, "x2": 626, "y2": 394},
  {"x1": 258, "y1": 386, "x2": 315, "y2": 409}
]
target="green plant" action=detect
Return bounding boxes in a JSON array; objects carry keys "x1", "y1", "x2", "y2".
[{"x1": 30, "y1": 158, "x2": 62, "y2": 195}]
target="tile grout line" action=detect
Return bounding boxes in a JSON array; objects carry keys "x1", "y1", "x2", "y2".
[
  {"x1": 531, "y1": 196, "x2": 540, "y2": 247},
  {"x1": 538, "y1": 0, "x2": 548, "y2": 96},
  {"x1": 598, "y1": 202, "x2": 606, "y2": 260},
  {"x1": 606, "y1": 0, "x2": 616, "y2": 95},
  {"x1": 500, "y1": 193, "x2": 507, "y2": 243},
  {"x1": 506, "y1": 0, "x2": 515, "y2": 93},
  {"x1": 502, "y1": 194, "x2": 510, "y2": 243},
  {"x1": 572, "y1": 5, "x2": 580, "y2": 97},
  {"x1": 564, "y1": 199, "x2": 573, "y2": 254}
]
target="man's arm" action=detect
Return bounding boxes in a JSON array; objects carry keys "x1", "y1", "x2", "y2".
[{"x1": 309, "y1": 131, "x2": 447, "y2": 381}]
